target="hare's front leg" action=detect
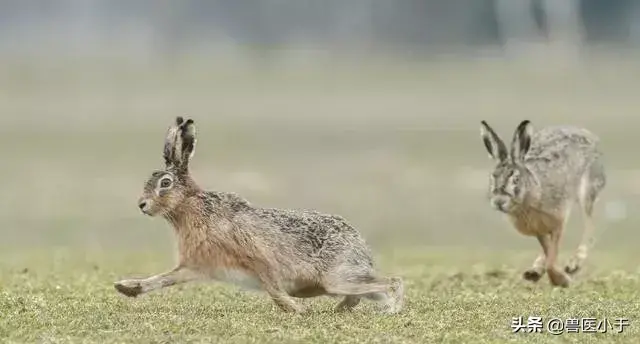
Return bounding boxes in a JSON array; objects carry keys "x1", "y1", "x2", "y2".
[
  {"x1": 114, "y1": 265, "x2": 200, "y2": 297},
  {"x1": 542, "y1": 230, "x2": 571, "y2": 287},
  {"x1": 523, "y1": 251, "x2": 546, "y2": 282}
]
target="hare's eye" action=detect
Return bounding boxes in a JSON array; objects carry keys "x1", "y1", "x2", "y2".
[{"x1": 160, "y1": 178, "x2": 172, "y2": 188}]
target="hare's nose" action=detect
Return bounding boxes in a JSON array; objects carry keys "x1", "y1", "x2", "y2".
[
  {"x1": 138, "y1": 201, "x2": 147, "y2": 210},
  {"x1": 494, "y1": 199, "x2": 509, "y2": 212}
]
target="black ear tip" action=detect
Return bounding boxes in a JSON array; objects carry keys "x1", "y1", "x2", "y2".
[
  {"x1": 176, "y1": 116, "x2": 184, "y2": 125},
  {"x1": 520, "y1": 120, "x2": 531, "y2": 126},
  {"x1": 185, "y1": 119, "x2": 194, "y2": 125}
]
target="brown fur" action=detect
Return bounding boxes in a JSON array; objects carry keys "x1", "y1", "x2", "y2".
[
  {"x1": 508, "y1": 204, "x2": 563, "y2": 237},
  {"x1": 114, "y1": 117, "x2": 404, "y2": 314}
]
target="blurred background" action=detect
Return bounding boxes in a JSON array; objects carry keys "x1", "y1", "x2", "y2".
[{"x1": 1, "y1": 0, "x2": 639, "y2": 257}]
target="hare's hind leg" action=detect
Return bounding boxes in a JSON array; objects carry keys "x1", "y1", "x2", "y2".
[
  {"x1": 258, "y1": 275, "x2": 307, "y2": 314},
  {"x1": 565, "y1": 160, "x2": 606, "y2": 275},
  {"x1": 268, "y1": 288, "x2": 307, "y2": 314},
  {"x1": 324, "y1": 273, "x2": 404, "y2": 314},
  {"x1": 335, "y1": 295, "x2": 362, "y2": 311},
  {"x1": 374, "y1": 276, "x2": 404, "y2": 314}
]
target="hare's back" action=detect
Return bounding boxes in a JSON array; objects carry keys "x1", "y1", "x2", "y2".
[
  {"x1": 253, "y1": 207, "x2": 370, "y2": 255},
  {"x1": 256, "y1": 208, "x2": 362, "y2": 238},
  {"x1": 526, "y1": 126, "x2": 601, "y2": 174}
]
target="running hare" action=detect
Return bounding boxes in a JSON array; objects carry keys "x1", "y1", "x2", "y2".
[
  {"x1": 114, "y1": 117, "x2": 403, "y2": 314},
  {"x1": 479, "y1": 120, "x2": 606, "y2": 287}
]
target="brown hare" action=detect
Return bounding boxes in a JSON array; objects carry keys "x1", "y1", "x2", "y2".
[
  {"x1": 479, "y1": 120, "x2": 606, "y2": 287},
  {"x1": 114, "y1": 117, "x2": 403, "y2": 314}
]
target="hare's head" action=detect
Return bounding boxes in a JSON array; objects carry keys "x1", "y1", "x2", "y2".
[
  {"x1": 138, "y1": 117, "x2": 197, "y2": 216},
  {"x1": 480, "y1": 120, "x2": 536, "y2": 213}
]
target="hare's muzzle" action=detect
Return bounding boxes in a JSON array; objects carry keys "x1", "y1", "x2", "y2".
[
  {"x1": 490, "y1": 196, "x2": 511, "y2": 213},
  {"x1": 138, "y1": 198, "x2": 152, "y2": 215}
]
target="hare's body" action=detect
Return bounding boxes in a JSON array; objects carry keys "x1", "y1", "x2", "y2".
[
  {"x1": 168, "y1": 188, "x2": 377, "y2": 296},
  {"x1": 480, "y1": 121, "x2": 605, "y2": 287},
  {"x1": 115, "y1": 117, "x2": 403, "y2": 314},
  {"x1": 506, "y1": 126, "x2": 604, "y2": 235}
]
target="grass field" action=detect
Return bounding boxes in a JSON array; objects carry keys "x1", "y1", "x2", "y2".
[
  {"x1": 2, "y1": 249, "x2": 639, "y2": 343},
  {"x1": 1, "y1": 56, "x2": 639, "y2": 343}
]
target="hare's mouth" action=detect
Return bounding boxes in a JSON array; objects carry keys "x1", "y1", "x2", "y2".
[
  {"x1": 491, "y1": 197, "x2": 513, "y2": 213},
  {"x1": 138, "y1": 199, "x2": 155, "y2": 216},
  {"x1": 140, "y1": 207, "x2": 159, "y2": 216},
  {"x1": 495, "y1": 205, "x2": 509, "y2": 213}
]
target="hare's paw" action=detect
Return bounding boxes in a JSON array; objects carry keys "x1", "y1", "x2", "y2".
[
  {"x1": 114, "y1": 279, "x2": 143, "y2": 297},
  {"x1": 272, "y1": 298, "x2": 307, "y2": 314},
  {"x1": 282, "y1": 303, "x2": 307, "y2": 314},
  {"x1": 564, "y1": 257, "x2": 581, "y2": 275},
  {"x1": 548, "y1": 269, "x2": 571, "y2": 288},
  {"x1": 522, "y1": 269, "x2": 544, "y2": 282},
  {"x1": 379, "y1": 277, "x2": 404, "y2": 315},
  {"x1": 335, "y1": 296, "x2": 361, "y2": 312}
]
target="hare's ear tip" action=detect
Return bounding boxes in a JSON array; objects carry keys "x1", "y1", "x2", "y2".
[
  {"x1": 518, "y1": 120, "x2": 533, "y2": 132},
  {"x1": 185, "y1": 118, "x2": 194, "y2": 125},
  {"x1": 175, "y1": 116, "x2": 185, "y2": 125}
]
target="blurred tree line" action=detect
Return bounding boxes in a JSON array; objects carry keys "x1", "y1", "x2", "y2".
[{"x1": 0, "y1": 0, "x2": 638, "y2": 57}]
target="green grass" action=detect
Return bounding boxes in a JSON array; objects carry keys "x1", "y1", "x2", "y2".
[{"x1": 1, "y1": 249, "x2": 639, "y2": 343}]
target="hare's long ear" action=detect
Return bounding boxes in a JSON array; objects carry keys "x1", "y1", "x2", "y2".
[
  {"x1": 510, "y1": 120, "x2": 532, "y2": 162},
  {"x1": 480, "y1": 121, "x2": 507, "y2": 161},
  {"x1": 163, "y1": 116, "x2": 197, "y2": 172}
]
